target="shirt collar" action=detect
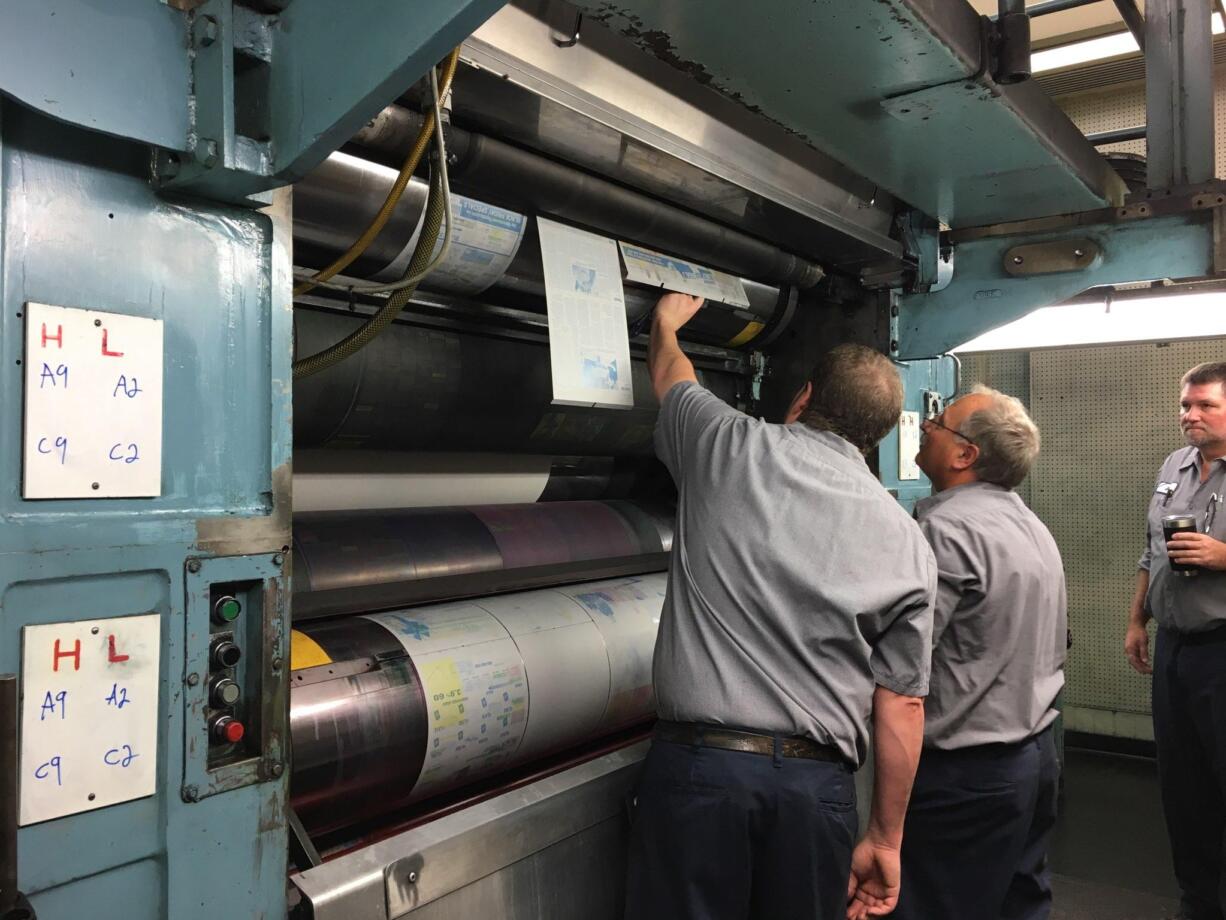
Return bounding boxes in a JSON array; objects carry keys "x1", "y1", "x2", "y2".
[
  {"x1": 1179, "y1": 446, "x2": 1226, "y2": 473},
  {"x1": 915, "y1": 480, "x2": 1010, "y2": 519},
  {"x1": 787, "y1": 423, "x2": 867, "y2": 467}
]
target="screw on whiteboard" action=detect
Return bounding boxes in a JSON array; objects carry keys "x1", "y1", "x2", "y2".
[
  {"x1": 91, "y1": 482, "x2": 100, "y2": 491},
  {"x1": 187, "y1": 560, "x2": 202, "y2": 573},
  {"x1": 272, "y1": 553, "x2": 284, "y2": 567},
  {"x1": 182, "y1": 785, "x2": 199, "y2": 803},
  {"x1": 94, "y1": 319, "x2": 102, "y2": 327},
  {"x1": 408, "y1": 871, "x2": 418, "y2": 884},
  {"x1": 186, "y1": 672, "x2": 200, "y2": 687},
  {"x1": 91, "y1": 627, "x2": 100, "y2": 635},
  {"x1": 88, "y1": 793, "x2": 96, "y2": 801}
]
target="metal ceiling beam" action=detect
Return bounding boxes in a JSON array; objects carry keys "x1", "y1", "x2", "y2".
[
  {"x1": 1146, "y1": 0, "x2": 1215, "y2": 188},
  {"x1": 1111, "y1": 0, "x2": 1147, "y2": 52}
]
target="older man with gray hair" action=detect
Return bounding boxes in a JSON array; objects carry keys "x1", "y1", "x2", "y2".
[{"x1": 892, "y1": 385, "x2": 1068, "y2": 920}]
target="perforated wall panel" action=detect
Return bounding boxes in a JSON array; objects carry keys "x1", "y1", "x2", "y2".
[
  {"x1": 1030, "y1": 339, "x2": 1226, "y2": 720},
  {"x1": 1056, "y1": 71, "x2": 1226, "y2": 175}
]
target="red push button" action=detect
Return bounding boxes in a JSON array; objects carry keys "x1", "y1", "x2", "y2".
[{"x1": 211, "y1": 715, "x2": 245, "y2": 745}]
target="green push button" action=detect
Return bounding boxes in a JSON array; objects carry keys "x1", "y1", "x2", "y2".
[{"x1": 213, "y1": 596, "x2": 242, "y2": 624}]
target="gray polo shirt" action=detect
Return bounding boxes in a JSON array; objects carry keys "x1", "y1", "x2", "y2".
[
  {"x1": 1140, "y1": 446, "x2": 1226, "y2": 633},
  {"x1": 915, "y1": 482, "x2": 1067, "y2": 749},
  {"x1": 652, "y1": 381, "x2": 937, "y2": 767}
]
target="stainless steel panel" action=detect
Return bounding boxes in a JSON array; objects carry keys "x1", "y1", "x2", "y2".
[
  {"x1": 290, "y1": 742, "x2": 647, "y2": 920},
  {"x1": 404, "y1": 815, "x2": 627, "y2": 920}
]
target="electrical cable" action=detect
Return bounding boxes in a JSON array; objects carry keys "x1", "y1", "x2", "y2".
[
  {"x1": 292, "y1": 65, "x2": 453, "y2": 379},
  {"x1": 292, "y1": 48, "x2": 459, "y2": 297}
]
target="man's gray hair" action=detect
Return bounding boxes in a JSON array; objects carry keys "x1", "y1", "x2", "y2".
[{"x1": 957, "y1": 385, "x2": 1040, "y2": 490}]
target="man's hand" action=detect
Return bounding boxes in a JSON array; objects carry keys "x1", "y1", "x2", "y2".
[
  {"x1": 1124, "y1": 620, "x2": 1152, "y2": 675},
  {"x1": 1167, "y1": 532, "x2": 1226, "y2": 570},
  {"x1": 652, "y1": 292, "x2": 704, "y2": 333},
  {"x1": 845, "y1": 837, "x2": 901, "y2": 919}
]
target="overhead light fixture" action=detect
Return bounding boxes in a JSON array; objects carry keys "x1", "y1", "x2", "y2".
[
  {"x1": 953, "y1": 291, "x2": 1226, "y2": 353},
  {"x1": 1032, "y1": 12, "x2": 1224, "y2": 73}
]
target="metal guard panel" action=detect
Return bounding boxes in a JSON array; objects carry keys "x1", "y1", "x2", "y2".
[
  {"x1": 577, "y1": 0, "x2": 1125, "y2": 227},
  {"x1": 291, "y1": 742, "x2": 648, "y2": 920}
]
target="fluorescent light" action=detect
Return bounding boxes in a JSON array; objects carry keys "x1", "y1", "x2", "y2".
[
  {"x1": 1032, "y1": 13, "x2": 1223, "y2": 74},
  {"x1": 952, "y1": 292, "x2": 1226, "y2": 352}
]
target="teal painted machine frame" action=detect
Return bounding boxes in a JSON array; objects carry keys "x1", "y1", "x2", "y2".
[{"x1": 0, "y1": 102, "x2": 293, "y2": 918}]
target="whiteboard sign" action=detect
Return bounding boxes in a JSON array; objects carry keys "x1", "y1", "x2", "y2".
[
  {"x1": 23, "y1": 302, "x2": 164, "y2": 499},
  {"x1": 898, "y1": 411, "x2": 921, "y2": 481},
  {"x1": 19, "y1": 614, "x2": 161, "y2": 825},
  {"x1": 537, "y1": 218, "x2": 634, "y2": 409}
]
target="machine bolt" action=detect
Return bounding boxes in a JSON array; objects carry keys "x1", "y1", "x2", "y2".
[
  {"x1": 187, "y1": 560, "x2": 202, "y2": 573},
  {"x1": 196, "y1": 14, "x2": 219, "y2": 47},
  {"x1": 272, "y1": 553, "x2": 284, "y2": 567},
  {"x1": 407, "y1": 871, "x2": 418, "y2": 884},
  {"x1": 161, "y1": 153, "x2": 182, "y2": 180},
  {"x1": 1073, "y1": 248, "x2": 1085, "y2": 257},
  {"x1": 270, "y1": 762, "x2": 285, "y2": 778},
  {"x1": 271, "y1": 656, "x2": 284, "y2": 673},
  {"x1": 182, "y1": 785, "x2": 199, "y2": 803},
  {"x1": 1012, "y1": 255, "x2": 1024, "y2": 264},
  {"x1": 186, "y1": 672, "x2": 200, "y2": 687},
  {"x1": 194, "y1": 138, "x2": 219, "y2": 169}
]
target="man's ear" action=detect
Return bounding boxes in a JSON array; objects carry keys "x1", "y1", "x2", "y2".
[
  {"x1": 785, "y1": 382, "x2": 813, "y2": 423},
  {"x1": 951, "y1": 442, "x2": 979, "y2": 472}
]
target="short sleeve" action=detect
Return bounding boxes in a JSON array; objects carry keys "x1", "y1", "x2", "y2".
[
  {"x1": 653, "y1": 380, "x2": 741, "y2": 482},
  {"x1": 918, "y1": 515, "x2": 983, "y2": 646},
  {"x1": 863, "y1": 540, "x2": 937, "y2": 698},
  {"x1": 1139, "y1": 467, "x2": 1164, "y2": 571}
]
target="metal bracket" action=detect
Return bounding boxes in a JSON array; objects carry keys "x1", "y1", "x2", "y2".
[
  {"x1": 1003, "y1": 239, "x2": 1101, "y2": 276},
  {"x1": 749, "y1": 351, "x2": 770, "y2": 409},
  {"x1": 898, "y1": 201, "x2": 1219, "y2": 358}
]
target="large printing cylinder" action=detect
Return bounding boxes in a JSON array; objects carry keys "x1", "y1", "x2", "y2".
[
  {"x1": 293, "y1": 500, "x2": 673, "y2": 620},
  {"x1": 293, "y1": 152, "x2": 795, "y2": 350},
  {"x1": 293, "y1": 307, "x2": 743, "y2": 456},
  {"x1": 293, "y1": 452, "x2": 676, "y2": 512},
  {"x1": 289, "y1": 573, "x2": 666, "y2": 835}
]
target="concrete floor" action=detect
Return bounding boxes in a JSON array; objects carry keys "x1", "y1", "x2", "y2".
[{"x1": 1049, "y1": 748, "x2": 1181, "y2": 919}]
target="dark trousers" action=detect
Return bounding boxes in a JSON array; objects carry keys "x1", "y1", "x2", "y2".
[
  {"x1": 892, "y1": 728, "x2": 1060, "y2": 920},
  {"x1": 624, "y1": 739, "x2": 858, "y2": 920},
  {"x1": 1154, "y1": 627, "x2": 1226, "y2": 920}
]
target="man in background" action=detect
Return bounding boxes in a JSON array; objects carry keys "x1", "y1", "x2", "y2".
[
  {"x1": 896, "y1": 386, "x2": 1066, "y2": 920},
  {"x1": 1126, "y1": 362, "x2": 1226, "y2": 920}
]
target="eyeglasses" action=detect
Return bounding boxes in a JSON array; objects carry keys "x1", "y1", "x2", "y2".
[{"x1": 922, "y1": 413, "x2": 977, "y2": 447}]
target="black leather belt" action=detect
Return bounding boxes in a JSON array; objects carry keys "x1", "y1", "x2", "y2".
[{"x1": 654, "y1": 720, "x2": 845, "y2": 765}]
